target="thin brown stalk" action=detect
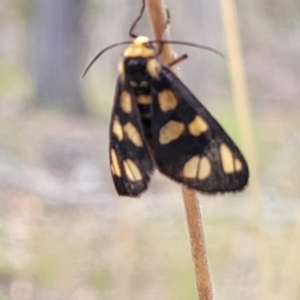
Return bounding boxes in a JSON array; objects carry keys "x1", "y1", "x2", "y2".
[
  {"x1": 146, "y1": 1, "x2": 213, "y2": 299},
  {"x1": 145, "y1": 0, "x2": 173, "y2": 64},
  {"x1": 182, "y1": 186, "x2": 214, "y2": 300}
]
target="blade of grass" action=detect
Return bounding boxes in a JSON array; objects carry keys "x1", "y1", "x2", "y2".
[
  {"x1": 276, "y1": 211, "x2": 300, "y2": 300},
  {"x1": 219, "y1": 0, "x2": 273, "y2": 299}
]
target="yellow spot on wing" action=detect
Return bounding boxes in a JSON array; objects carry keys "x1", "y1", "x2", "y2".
[
  {"x1": 112, "y1": 119, "x2": 123, "y2": 141},
  {"x1": 158, "y1": 90, "x2": 178, "y2": 112},
  {"x1": 235, "y1": 158, "x2": 242, "y2": 171},
  {"x1": 110, "y1": 149, "x2": 121, "y2": 177},
  {"x1": 120, "y1": 91, "x2": 132, "y2": 113},
  {"x1": 220, "y1": 143, "x2": 235, "y2": 174},
  {"x1": 188, "y1": 116, "x2": 209, "y2": 136},
  {"x1": 111, "y1": 164, "x2": 115, "y2": 175},
  {"x1": 159, "y1": 120, "x2": 185, "y2": 144},
  {"x1": 124, "y1": 122, "x2": 143, "y2": 146},
  {"x1": 183, "y1": 156, "x2": 211, "y2": 180},
  {"x1": 198, "y1": 157, "x2": 211, "y2": 179},
  {"x1": 183, "y1": 156, "x2": 200, "y2": 178},
  {"x1": 137, "y1": 95, "x2": 152, "y2": 105},
  {"x1": 123, "y1": 159, "x2": 142, "y2": 181}
]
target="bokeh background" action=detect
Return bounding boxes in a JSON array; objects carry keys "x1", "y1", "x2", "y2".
[{"x1": 0, "y1": 0, "x2": 300, "y2": 299}]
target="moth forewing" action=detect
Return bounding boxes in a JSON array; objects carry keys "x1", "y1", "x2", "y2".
[
  {"x1": 149, "y1": 66, "x2": 249, "y2": 193},
  {"x1": 109, "y1": 79, "x2": 154, "y2": 197}
]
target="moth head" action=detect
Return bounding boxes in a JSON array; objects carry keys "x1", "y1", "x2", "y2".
[{"x1": 124, "y1": 36, "x2": 155, "y2": 58}]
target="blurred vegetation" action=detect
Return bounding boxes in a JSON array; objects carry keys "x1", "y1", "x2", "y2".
[{"x1": 0, "y1": 0, "x2": 299, "y2": 299}]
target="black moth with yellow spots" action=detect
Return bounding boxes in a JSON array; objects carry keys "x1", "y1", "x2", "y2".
[{"x1": 109, "y1": 36, "x2": 249, "y2": 197}]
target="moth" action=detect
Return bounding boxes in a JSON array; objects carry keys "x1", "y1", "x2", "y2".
[{"x1": 83, "y1": 8, "x2": 249, "y2": 197}]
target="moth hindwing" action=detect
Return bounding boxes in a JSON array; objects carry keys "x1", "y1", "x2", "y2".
[{"x1": 109, "y1": 36, "x2": 248, "y2": 197}]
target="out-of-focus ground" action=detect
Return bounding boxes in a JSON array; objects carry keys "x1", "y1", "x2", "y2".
[{"x1": 0, "y1": 0, "x2": 300, "y2": 299}]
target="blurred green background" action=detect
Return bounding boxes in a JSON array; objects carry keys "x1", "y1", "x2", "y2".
[{"x1": 0, "y1": 0, "x2": 299, "y2": 299}]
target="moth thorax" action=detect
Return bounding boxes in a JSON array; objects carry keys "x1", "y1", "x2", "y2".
[{"x1": 124, "y1": 57, "x2": 149, "y2": 78}]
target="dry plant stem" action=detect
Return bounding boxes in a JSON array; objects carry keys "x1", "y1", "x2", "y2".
[
  {"x1": 182, "y1": 186, "x2": 214, "y2": 300},
  {"x1": 146, "y1": 0, "x2": 173, "y2": 64},
  {"x1": 219, "y1": 0, "x2": 273, "y2": 299},
  {"x1": 146, "y1": 1, "x2": 213, "y2": 299}
]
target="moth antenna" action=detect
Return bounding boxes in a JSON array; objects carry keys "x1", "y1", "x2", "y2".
[
  {"x1": 129, "y1": 0, "x2": 146, "y2": 38},
  {"x1": 150, "y1": 40, "x2": 226, "y2": 60},
  {"x1": 81, "y1": 41, "x2": 131, "y2": 78}
]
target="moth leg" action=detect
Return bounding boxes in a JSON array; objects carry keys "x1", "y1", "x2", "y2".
[{"x1": 168, "y1": 54, "x2": 188, "y2": 68}]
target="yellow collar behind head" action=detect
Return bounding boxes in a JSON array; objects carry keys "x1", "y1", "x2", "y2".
[{"x1": 124, "y1": 36, "x2": 155, "y2": 58}]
